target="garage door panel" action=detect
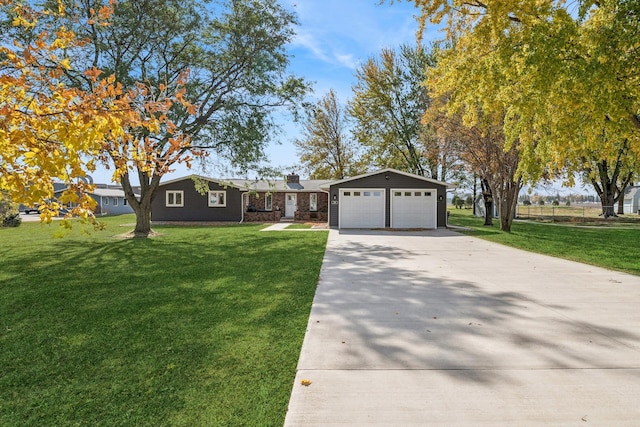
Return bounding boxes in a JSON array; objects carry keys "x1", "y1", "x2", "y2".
[
  {"x1": 391, "y1": 189, "x2": 436, "y2": 229},
  {"x1": 340, "y1": 189, "x2": 384, "y2": 228}
]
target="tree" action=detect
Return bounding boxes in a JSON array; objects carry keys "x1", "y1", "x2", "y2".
[
  {"x1": 350, "y1": 44, "x2": 461, "y2": 181},
  {"x1": 394, "y1": 0, "x2": 640, "y2": 217},
  {"x1": 0, "y1": 1, "x2": 162, "y2": 225},
  {"x1": 427, "y1": 106, "x2": 522, "y2": 231},
  {"x1": 451, "y1": 194, "x2": 462, "y2": 209},
  {"x1": 582, "y1": 149, "x2": 636, "y2": 217},
  {"x1": 5, "y1": 0, "x2": 307, "y2": 237},
  {"x1": 294, "y1": 90, "x2": 364, "y2": 179}
]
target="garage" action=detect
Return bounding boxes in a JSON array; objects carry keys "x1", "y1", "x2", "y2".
[
  {"x1": 339, "y1": 189, "x2": 385, "y2": 228},
  {"x1": 324, "y1": 168, "x2": 452, "y2": 229},
  {"x1": 391, "y1": 189, "x2": 436, "y2": 229}
]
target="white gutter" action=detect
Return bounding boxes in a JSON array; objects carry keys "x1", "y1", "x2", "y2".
[{"x1": 239, "y1": 192, "x2": 245, "y2": 223}]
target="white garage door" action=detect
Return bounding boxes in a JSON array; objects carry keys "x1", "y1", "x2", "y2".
[
  {"x1": 391, "y1": 189, "x2": 436, "y2": 229},
  {"x1": 339, "y1": 189, "x2": 385, "y2": 228}
]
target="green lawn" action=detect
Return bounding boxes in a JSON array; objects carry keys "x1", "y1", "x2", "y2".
[
  {"x1": 286, "y1": 223, "x2": 313, "y2": 229},
  {"x1": 448, "y1": 209, "x2": 640, "y2": 275},
  {"x1": 0, "y1": 216, "x2": 328, "y2": 426}
]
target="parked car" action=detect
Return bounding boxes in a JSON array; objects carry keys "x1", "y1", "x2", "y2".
[{"x1": 22, "y1": 204, "x2": 39, "y2": 214}]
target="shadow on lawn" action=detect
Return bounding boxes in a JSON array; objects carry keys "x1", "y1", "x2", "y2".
[{"x1": 0, "y1": 227, "x2": 327, "y2": 425}]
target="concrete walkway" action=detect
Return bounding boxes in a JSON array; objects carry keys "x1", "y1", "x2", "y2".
[{"x1": 284, "y1": 229, "x2": 640, "y2": 426}]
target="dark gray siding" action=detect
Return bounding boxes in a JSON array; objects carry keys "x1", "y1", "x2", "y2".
[
  {"x1": 329, "y1": 171, "x2": 448, "y2": 228},
  {"x1": 151, "y1": 179, "x2": 243, "y2": 222}
]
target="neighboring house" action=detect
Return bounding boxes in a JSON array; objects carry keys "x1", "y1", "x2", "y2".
[
  {"x1": 90, "y1": 188, "x2": 138, "y2": 215},
  {"x1": 150, "y1": 174, "x2": 331, "y2": 223},
  {"x1": 322, "y1": 168, "x2": 453, "y2": 229},
  {"x1": 623, "y1": 186, "x2": 640, "y2": 214},
  {"x1": 152, "y1": 168, "x2": 453, "y2": 229},
  {"x1": 54, "y1": 186, "x2": 139, "y2": 215}
]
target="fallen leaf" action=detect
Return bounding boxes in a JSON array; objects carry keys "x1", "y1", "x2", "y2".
[{"x1": 301, "y1": 379, "x2": 312, "y2": 386}]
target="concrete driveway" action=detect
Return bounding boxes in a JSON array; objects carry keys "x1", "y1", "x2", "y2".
[{"x1": 284, "y1": 229, "x2": 640, "y2": 426}]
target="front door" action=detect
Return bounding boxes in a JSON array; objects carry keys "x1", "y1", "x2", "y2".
[{"x1": 285, "y1": 193, "x2": 297, "y2": 218}]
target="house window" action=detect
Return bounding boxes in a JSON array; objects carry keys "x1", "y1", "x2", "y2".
[
  {"x1": 354, "y1": 191, "x2": 361, "y2": 196},
  {"x1": 265, "y1": 194, "x2": 273, "y2": 211},
  {"x1": 123, "y1": 198, "x2": 128, "y2": 206},
  {"x1": 104, "y1": 197, "x2": 109, "y2": 205},
  {"x1": 363, "y1": 191, "x2": 371, "y2": 196},
  {"x1": 310, "y1": 193, "x2": 317, "y2": 211},
  {"x1": 208, "y1": 191, "x2": 226, "y2": 207},
  {"x1": 344, "y1": 192, "x2": 351, "y2": 196},
  {"x1": 405, "y1": 192, "x2": 412, "y2": 196},
  {"x1": 113, "y1": 197, "x2": 118, "y2": 206},
  {"x1": 166, "y1": 190, "x2": 184, "y2": 207},
  {"x1": 415, "y1": 192, "x2": 422, "y2": 196},
  {"x1": 374, "y1": 191, "x2": 381, "y2": 197},
  {"x1": 426, "y1": 192, "x2": 432, "y2": 196},
  {"x1": 394, "y1": 191, "x2": 401, "y2": 197}
]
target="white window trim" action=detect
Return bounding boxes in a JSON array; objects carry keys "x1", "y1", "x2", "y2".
[
  {"x1": 113, "y1": 197, "x2": 118, "y2": 206},
  {"x1": 208, "y1": 190, "x2": 227, "y2": 207},
  {"x1": 166, "y1": 190, "x2": 184, "y2": 207},
  {"x1": 104, "y1": 197, "x2": 109, "y2": 205},
  {"x1": 265, "y1": 193, "x2": 273, "y2": 211},
  {"x1": 309, "y1": 193, "x2": 318, "y2": 212}
]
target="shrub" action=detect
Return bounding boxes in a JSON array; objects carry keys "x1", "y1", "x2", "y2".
[
  {"x1": 523, "y1": 200, "x2": 532, "y2": 206},
  {"x1": 2, "y1": 213, "x2": 21, "y2": 227},
  {"x1": 552, "y1": 200, "x2": 560, "y2": 206},
  {"x1": 0, "y1": 191, "x2": 21, "y2": 227}
]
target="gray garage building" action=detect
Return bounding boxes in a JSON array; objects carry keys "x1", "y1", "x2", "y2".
[{"x1": 322, "y1": 168, "x2": 453, "y2": 229}]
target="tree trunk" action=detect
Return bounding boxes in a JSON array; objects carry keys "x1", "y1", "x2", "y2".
[
  {"x1": 481, "y1": 178, "x2": 493, "y2": 226},
  {"x1": 586, "y1": 154, "x2": 633, "y2": 219},
  {"x1": 121, "y1": 170, "x2": 161, "y2": 238},
  {"x1": 617, "y1": 195, "x2": 625, "y2": 215},
  {"x1": 496, "y1": 177, "x2": 522, "y2": 232},
  {"x1": 132, "y1": 198, "x2": 153, "y2": 237}
]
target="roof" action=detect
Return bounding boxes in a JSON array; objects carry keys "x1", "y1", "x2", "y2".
[
  {"x1": 91, "y1": 188, "x2": 134, "y2": 198},
  {"x1": 228, "y1": 179, "x2": 333, "y2": 192},
  {"x1": 158, "y1": 174, "x2": 332, "y2": 193},
  {"x1": 319, "y1": 168, "x2": 455, "y2": 190},
  {"x1": 54, "y1": 187, "x2": 140, "y2": 198}
]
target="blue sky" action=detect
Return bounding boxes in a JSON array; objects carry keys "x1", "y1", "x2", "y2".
[
  {"x1": 265, "y1": 0, "x2": 433, "y2": 176},
  {"x1": 89, "y1": 0, "x2": 437, "y2": 184}
]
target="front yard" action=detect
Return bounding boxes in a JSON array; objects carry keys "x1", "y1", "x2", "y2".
[
  {"x1": 448, "y1": 209, "x2": 640, "y2": 275},
  {"x1": 0, "y1": 216, "x2": 327, "y2": 426}
]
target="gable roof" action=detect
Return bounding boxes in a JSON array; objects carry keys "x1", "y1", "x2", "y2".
[{"x1": 320, "y1": 168, "x2": 455, "y2": 189}]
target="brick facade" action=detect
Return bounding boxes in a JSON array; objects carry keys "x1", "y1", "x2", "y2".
[
  {"x1": 294, "y1": 192, "x2": 328, "y2": 222},
  {"x1": 244, "y1": 210, "x2": 282, "y2": 222},
  {"x1": 244, "y1": 191, "x2": 328, "y2": 223}
]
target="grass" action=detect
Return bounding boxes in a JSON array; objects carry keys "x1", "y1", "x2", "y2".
[
  {"x1": 0, "y1": 215, "x2": 328, "y2": 426},
  {"x1": 286, "y1": 223, "x2": 313, "y2": 229},
  {"x1": 448, "y1": 208, "x2": 640, "y2": 275}
]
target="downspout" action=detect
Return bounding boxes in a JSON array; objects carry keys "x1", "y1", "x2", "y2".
[{"x1": 239, "y1": 192, "x2": 245, "y2": 223}]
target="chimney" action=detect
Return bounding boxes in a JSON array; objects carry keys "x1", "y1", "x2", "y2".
[{"x1": 286, "y1": 173, "x2": 300, "y2": 184}]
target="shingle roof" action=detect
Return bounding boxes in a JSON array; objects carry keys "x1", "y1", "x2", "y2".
[
  {"x1": 227, "y1": 179, "x2": 333, "y2": 192},
  {"x1": 159, "y1": 174, "x2": 332, "y2": 192},
  {"x1": 54, "y1": 187, "x2": 140, "y2": 197}
]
